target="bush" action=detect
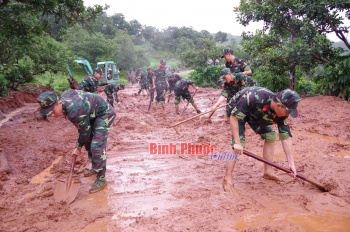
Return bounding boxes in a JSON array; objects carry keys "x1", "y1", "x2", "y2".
[
  {"x1": 296, "y1": 77, "x2": 319, "y2": 96},
  {"x1": 189, "y1": 66, "x2": 223, "y2": 88},
  {"x1": 251, "y1": 66, "x2": 289, "y2": 92}
]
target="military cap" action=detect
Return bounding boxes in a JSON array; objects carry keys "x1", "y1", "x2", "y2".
[
  {"x1": 37, "y1": 91, "x2": 58, "y2": 116},
  {"x1": 221, "y1": 48, "x2": 234, "y2": 58},
  {"x1": 119, "y1": 84, "x2": 125, "y2": 90},
  {"x1": 147, "y1": 68, "x2": 151, "y2": 71},
  {"x1": 220, "y1": 68, "x2": 231, "y2": 79},
  {"x1": 217, "y1": 78, "x2": 225, "y2": 87},
  {"x1": 160, "y1": 59, "x2": 166, "y2": 65},
  {"x1": 94, "y1": 68, "x2": 103, "y2": 75},
  {"x1": 275, "y1": 89, "x2": 301, "y2": 118}
]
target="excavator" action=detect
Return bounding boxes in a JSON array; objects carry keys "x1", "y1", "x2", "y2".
[{"x1": 66, "y1": 58, "x2": 120, "y2": 89}]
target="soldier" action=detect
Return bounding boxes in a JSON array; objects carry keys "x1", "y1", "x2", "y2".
[
  {"x1": 221, "y1": 48, "x2": 252, "y2": 76},
  {"x1": 223, "y1": 87, "x2": 301, "y2": 192},
  {"x1": 104, "y1": 83, "x2": 125, "y2": 108},
  {"x1": 37, "y1": 90, "x2": 116, "y2": 193},
  {"x1": 136, "y1": 68, "x2": 149, "y2": 96},
  {"x1": 77, "y1": 68, "x2": 103, "y2": 93},
  {"x1": 210, "y1": 68, "x2": 259, "y2": 120},
  {"x1": 167, "y1": 68, "x2": 182, "y2": 103},
  {"x1": 174, "y1": 79, "x2": 201, "y2": 115},
  {"x1": 152, "y1": 60, "x2": 169, "y2": 109}
]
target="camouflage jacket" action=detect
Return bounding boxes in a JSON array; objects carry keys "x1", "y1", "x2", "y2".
[
  {"x1": 174, "y1": 79, "x2": 193, "y2": 92},
  {"x1": 221, "y1": 73, "x2": 258, "y2": 102},
  {"x1": 61, "y1": 89, "x2": 115, "y2": 149},
  {"x1": 153, "y1": 67, "x2": 167, "y2": 88},
  {"x1": 147, "y1": 71, "x2": 154, "y2": 85},
  {"x1": 229, "y1": 87, "x2": 291, "y2": 140},
  {"x1": 168, "y1": 74, "x2": 181, "y2": 90},
  {"x1": 104, "y1": 83, "x2": 120, "y2": 102},
  {"x1": 226, "y1": 58, "x2": 250, "y2": 74},
  {"x1": 138, "y1": 71, "x2": 148, "y2": 85},
  {"x1": 76, "y1": 75, "x2": 99, "y2": 93}
]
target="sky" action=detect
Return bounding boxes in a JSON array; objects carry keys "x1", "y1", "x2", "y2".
[{"x1": 83, "y1": 0, "x2": 345, "y2": 42}]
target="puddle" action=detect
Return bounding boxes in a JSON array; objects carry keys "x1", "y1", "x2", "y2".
[
  {"x1": 233, "y1": 206, "x2": 350, "y2": 231},
  {"x1": 31, "y1": 156, "x2": 62, "y2": 184}
]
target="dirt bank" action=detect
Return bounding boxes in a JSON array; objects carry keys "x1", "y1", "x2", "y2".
[{"x1": 0, "y1": 84, "x2": 350, "y2": 231}]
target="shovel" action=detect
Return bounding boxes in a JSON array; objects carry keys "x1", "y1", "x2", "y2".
[
  {"x1": 54, "y1": 154, "x2": 81, "y2": 204},
  {"x1": 243, "y1": 150, "x2": 327, "y2": 192}
]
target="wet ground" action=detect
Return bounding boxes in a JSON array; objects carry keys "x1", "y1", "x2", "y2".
[{"x1": 0, "y1": 83, "x2": 350, "y2": 232}]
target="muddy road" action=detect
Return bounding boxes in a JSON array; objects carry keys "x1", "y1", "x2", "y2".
[{"x1": 0, "y1": 84, "x2": 350, "y2": 232}]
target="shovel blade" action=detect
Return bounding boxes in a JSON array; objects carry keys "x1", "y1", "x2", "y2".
[{"x1": 54, "y1": 180, "x2": 81, "y2": 204}]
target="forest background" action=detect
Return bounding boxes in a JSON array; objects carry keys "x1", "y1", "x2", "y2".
[{"x1": 0, "y1": 0, "x2": 349, "y2": 100}]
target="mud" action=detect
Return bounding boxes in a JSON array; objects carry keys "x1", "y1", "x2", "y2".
[{"x1": 0, "y1": 83, "x2": 350, "y2": 232}]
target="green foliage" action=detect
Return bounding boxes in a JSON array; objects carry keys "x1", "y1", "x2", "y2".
[
  {"x1": 0, "y1": 75, "x2": 8, "y2": 97},
  {"x1": 189, "y1": 66, "x2": 223, "y2": 88},
  {"x1": 2, "y1": 36, "x2": 69, "y2": 92},
  {"x1": 235, "y1": 0, "x2": 349, "y2": 96},
  {"x1": 214, "y1": 31, "x2": 228, "y2": 43},
  {"x1": 118, "y1": 71, "x2": 129, "y2": 85},
  {"x1": 34, "y1": 72, "x2": 71, "y2": 94},
  {"x1": 315, "y1": 55, "x2": 350, "y2": 100},
  {"x1": 180, "y1": 38, "x2": 223, "y2": 68},
  {"x1": 251, "y1": 66, "x2": 289, "y2": 92},
  {"x1": 296, "y1": 77, "x2": 319, "y2": 96}
]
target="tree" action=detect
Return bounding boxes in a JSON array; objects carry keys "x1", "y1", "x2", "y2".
[
  {"x1": 235, "y1": 0, "x2": 349, "y2": 92},
  {"x1": 180, "y1": 38, "x2": 222, "y2": 68},
  {"x1": 0, "y1": 0, "x2": 107, "y2": 91},
  {"x1": 63, "y1": 25, "x2": 113, "y2": 65},
  {"x1": 214, "y1": 31, "x2": 228, "y2": 43}
]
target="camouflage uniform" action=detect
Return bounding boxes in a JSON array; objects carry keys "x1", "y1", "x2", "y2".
[
  {"x1": 167, "y1": 73, "x2": 181, "y2": 95},
  {"x1": 226, "y1": 57, "x2": 251, "y2": 74},
  {"x1": 174, "y1": 79, "x2": 195, "y2": 105},
  {"x1": 76, "y1": 75, "x2": 99, "y2": 93},
  {"x1": 153, "y1": 66, "x2": 167, "y2": 103},
  {"x1": 220, "y1": 68, "x2": 259, "y2": 117},
  {"x1": 138, "y1": 69, "x2": 149, "y2": 92},
  {"x1": 147, "y1": 69, "x2": 155, "y2": 101},
  {"x1": 104, "y1": 83, "x2": 121, "y2": 107},
  {"x1": 228, "y1": 87, "x2": 300, "y2": 148},
  {"x1": 61, "y1": 89, "x2": 116, "y2": 177}
]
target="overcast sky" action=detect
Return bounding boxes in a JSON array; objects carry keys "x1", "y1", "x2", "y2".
[{"x1": 84, "y1": 0, "x2": 345, "y2": 42}]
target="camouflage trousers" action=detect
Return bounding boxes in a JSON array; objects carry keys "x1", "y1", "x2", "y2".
[
  {"x1": 84, "y1": 110, "x2": 116, "y2": 177},
  {"x1": 140, "y1": 82, "x2": 149, "y2": 90},
  {"x1": 155, "y1": 85, "x2": 166, "y2": 103},
  {"x1": 174, "y1": 88, "x2": 194, "y2": 105},
  {"x1": 230, "y1": 118, "x2": 277, "y2": 149},
  {"x1": 105, "y1": 93, "x2": 115, "y2": 107}
]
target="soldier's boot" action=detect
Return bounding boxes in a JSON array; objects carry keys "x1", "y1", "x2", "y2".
[
  {"x1": 84, "y1": 168, "x2": 97, "y2": 177},
  {"x1": 89, "y1": 175, "x2": 107, "y2": 193},
  {"x1": 138, "y1": 89, "x2": 141, "y2": 95},
  {"x1": 197, "y1": 109, "x2": 202, "y2": 114}
]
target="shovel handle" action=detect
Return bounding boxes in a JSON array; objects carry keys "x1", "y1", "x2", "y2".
[
  {"x1": 66, "y1": 154, "x2": 77, "y2": 190},
  {"x1": 242, "y1": 150, "x2": 327, "y2": 191}
]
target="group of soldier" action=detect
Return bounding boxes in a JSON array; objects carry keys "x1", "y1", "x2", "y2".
[
  {"x1": 37, "y1": 47, "x2": 301, "y2": 194},
  {"x1": 133, "y1": 60, "x2": 201, "y2": 114}
]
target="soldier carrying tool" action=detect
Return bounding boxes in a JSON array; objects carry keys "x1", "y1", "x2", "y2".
[
  {"x1": 223, "y1": 87, "x2": 301, "y2": 192},
  {"x1": 104, "y1": 83, "x2": 125, "y2": 108},
  {"x1": 174, "y1": 79, "x2": 201, "y2": 115},
  {"x1": 37, "y1": 90, "x2": 116, "y2": 193}
]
